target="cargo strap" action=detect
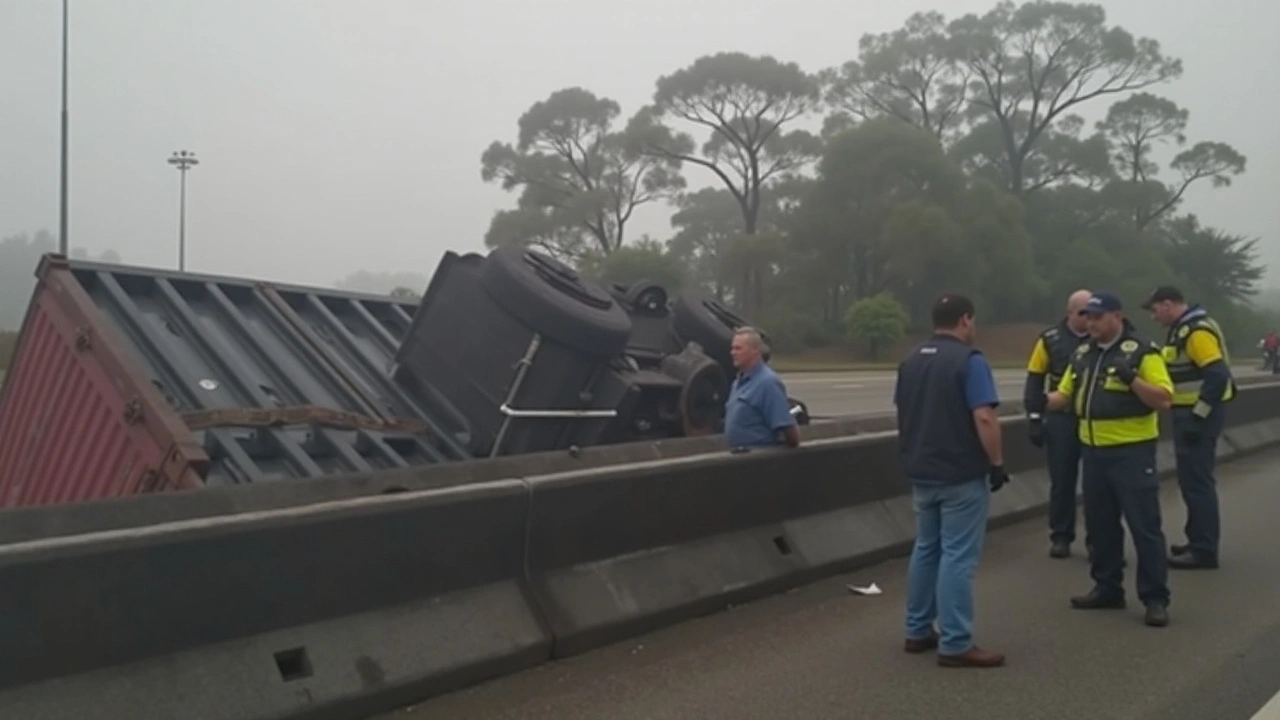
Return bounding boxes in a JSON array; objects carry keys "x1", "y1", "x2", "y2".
[{"x1": 181, "y1": 406, "x2": 431, "y2": 436}]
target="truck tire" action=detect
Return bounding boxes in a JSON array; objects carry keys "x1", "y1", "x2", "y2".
[
  {"x1": 659, "y1": 346, "x2": 728, "y2": 436},
  {"x1": 480, "y1": 246, "x2": 632, "y2": 357},
  {"x1": 671, "y1": 294, "x2": 770, "y2": 373}
]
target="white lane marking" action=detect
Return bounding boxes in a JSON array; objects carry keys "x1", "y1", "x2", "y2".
[
  {"x1": 1251, "y1": 688, "x2": 1280, "y2": 719},
  {"x1": 831, "y1": 383, "x2": 865, "y2": 389}
]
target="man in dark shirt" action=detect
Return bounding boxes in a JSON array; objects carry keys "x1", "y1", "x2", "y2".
[
  {"x1": 894, "y1": 294, "x2": 1008, "y2": 669},
  {"x1": 723, "y1": 327, "x2": 800, "y2": 450}
]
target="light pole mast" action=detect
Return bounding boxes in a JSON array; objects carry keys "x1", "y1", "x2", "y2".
[
  {"x1": 167, "y1": 150, "x2": 198, "y2": 271},
  {"x1": 58, "y1": 0, "x2": 69, "y2": 256}
]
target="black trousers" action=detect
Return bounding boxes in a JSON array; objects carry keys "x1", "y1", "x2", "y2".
[
  {"x1": 1045, "y1": 412, "x2": 1083, "y2": 545},
  {"x1": 1173, "y1": 405, "x2": 1226, "y2": 561},
  {"x1": 1082, "y1": 441, "x2": 1170, "y2": 607}
]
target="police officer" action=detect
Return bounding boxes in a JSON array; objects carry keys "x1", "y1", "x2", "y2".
[
  {"x1": 1142, "y1": 286, "x2": 1235, "y2": 570},
  {"x1": 1045, "y1": 292, "x2": 1174, "y2": 628},
  {"x1": 1024, "y1": 289, "x2": 1092, "y2": 559}
]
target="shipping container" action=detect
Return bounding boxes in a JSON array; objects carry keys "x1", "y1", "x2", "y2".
[
  {"x1": 0, "y1": 250, "x2": 809, "y2": 509},
  {"x1": 0, "y1": 255, "x2": 472, "y2": 508}
]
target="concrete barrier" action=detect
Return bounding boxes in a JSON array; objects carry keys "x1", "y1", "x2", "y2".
[
  {"x1": 0, "y1": 386, "x2": 1062, "y2": 546},
  {"x1": 520, "y1": 382, "x2": 1280, "y2": 661},
  {"x1": 0, "y1": 481, "x2": 550, "y2": 720},
  {"x1": 1, "y1": 382, "x2": 1278, "y2": 719}
]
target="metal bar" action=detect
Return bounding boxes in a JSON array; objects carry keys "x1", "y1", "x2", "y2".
[
  {"x1": 553, "y1": 363, "x2": 605, "y2": 448},
  {"x1": 489, "y1": 334, "x2": 541, "y2": 458},
  {"x1": 208, "y1": 283, "x2": 377, "y2": 477},
  {"x1": 499, "y1": 405, "x2": 618, "y2": 419},
  {"x1": 345, "y1": 297, "x2": 403, "y2": 357},
  {"x1": 178, "y1": 166, "x2": 187, "y2": 272},
  {"x1": 256, "y1": 285, "x2": 387, "y2": 420},
  {"x1": 155, "y1": 278, "x2": 268, "y2": 407},
  {"x1": 94, "y1": 272, "x2": 203, "y2": 411},
  {"x1": 58, "y1": 0, "x2": 69, "y2": 255},
  {"x1": 304, "y1": 295, "x2": 469, "y2": 461},
  {"x1": 261, "y1": 427, "x2": 327, "y2": 479},
  {"x1": 355, "y1": 429, "x2": 417, "y2": 468},
  {"x1": 313, "y1": 428, "x2": 374, "y2": 475},
  {"x1": 389, "y1": 303, "x2": 415, "y2": 327},
  {"x1": 204, "y1": 429, "x2": 264, "y2": 485}
]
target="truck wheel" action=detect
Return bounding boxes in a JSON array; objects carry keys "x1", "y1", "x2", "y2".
[
  {"x1": 480, "y1": 246, "x2": 632, "y2": 357},
  {"x1": 660, "y1": 346, "x2": 728, "y2": 436},
  {"x1": 671, "y1": 294, "x2": 770, "y2": 374}
]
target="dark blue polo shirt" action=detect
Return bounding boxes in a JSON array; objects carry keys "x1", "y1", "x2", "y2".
[
  {"x1": 894, "y1": 335, "x2": 1000, "y2": 485},
  {"x1": 724, "y1": 361, "x2": 795, "y2": 448}
]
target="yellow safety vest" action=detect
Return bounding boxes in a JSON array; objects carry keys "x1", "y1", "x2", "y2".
[
  {"x1": 1069, "y1": 333, "x2": 1163, "y2": 447},
  {"x1": 1161, "y1": 310, "x2": 1235, "y2": 407}
]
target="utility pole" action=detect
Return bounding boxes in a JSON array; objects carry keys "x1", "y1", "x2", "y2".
[
  {"x1": 58, "y1": 0, "x2": 69, "y2": 255},
  {"x1": 167, "y1": 150, "x2": 198, "y2": 272}
]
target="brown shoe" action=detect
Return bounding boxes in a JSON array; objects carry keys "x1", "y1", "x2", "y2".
[
  {"x1": 938, "y1": 646, "x2": 1005, "y2": 668},
  {"x1": 904, "y1": 632, "x2": 939, "y2": 654}
]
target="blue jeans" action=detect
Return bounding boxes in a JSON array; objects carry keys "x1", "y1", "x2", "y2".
[{"x1": 905, "y1": 477, "x2": 990, "y2": 656}]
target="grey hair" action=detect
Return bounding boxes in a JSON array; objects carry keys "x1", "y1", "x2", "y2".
[{"x1": 733, "y1": 326, "x2": 771, "y2": 356}]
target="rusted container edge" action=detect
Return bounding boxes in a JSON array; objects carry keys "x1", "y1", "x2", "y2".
[
  {"x1": 41, "y1": 255, "x2": 210, "y2": 489},
  {"x1": 0, "y1": 256, "x2": 209, "y2": 507}
]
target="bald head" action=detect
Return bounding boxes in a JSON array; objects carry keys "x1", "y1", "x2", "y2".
[{"x1": 1066, "y1": 289, "x2": 1092, "y2": 333}]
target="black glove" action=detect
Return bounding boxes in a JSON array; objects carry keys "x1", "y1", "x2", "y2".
[
  {"x1": 1112, "y1": 363, "x2": 1137, "y2": 385},
  {"x1": 1028, "y1": 415, "x2": 1045, "y2": 448},
  {"x1": 988, "y1": 465, "x2": 1011, "y2": 493}
]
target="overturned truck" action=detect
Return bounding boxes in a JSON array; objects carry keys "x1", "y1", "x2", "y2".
[{"x1": 0, "y1": 247, "x2": 807, "y2": 508}]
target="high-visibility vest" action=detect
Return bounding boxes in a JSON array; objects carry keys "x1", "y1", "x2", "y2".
[
  {"x1": 1161, "y1": 308, "x2": 1235, "y2": 407},
  {"x1": 1068, "y1": 331, "x2": 1164, "y2": 448}
]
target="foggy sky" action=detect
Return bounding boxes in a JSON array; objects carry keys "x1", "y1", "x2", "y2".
[{"x1": 3, "y1": 0, "x2": 1277, "y2": 291}]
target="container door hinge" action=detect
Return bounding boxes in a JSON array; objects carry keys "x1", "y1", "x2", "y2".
[
  {"x1": 123, "y1": 397, "x2": 145, "y2": 425},
  {"x1": 138, "y1": 470, "x2": 162, "y2": 493}
]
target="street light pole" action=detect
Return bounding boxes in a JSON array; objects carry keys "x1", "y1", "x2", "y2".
[
  {"x1": 58, "y1": 0, "x2": 69, "y2": 256},
  {"x1": 167, "y1": 150, "x2": 198, "y2": 272}
]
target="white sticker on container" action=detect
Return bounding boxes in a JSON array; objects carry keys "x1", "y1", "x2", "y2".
[{"x1": 198, "y1": 378, "x2": 219, "y2": 391}]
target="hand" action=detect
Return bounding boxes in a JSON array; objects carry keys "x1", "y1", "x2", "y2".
[
  {"x1": 988, "y1": 465, "x2": 1011, "y2": 493},
  {"x1": 1028, "y1": 416, "x2": 1045, "y2": 448},
  {"x1": 1112, "y1": 363, "x2": 1137, "y2": 385}
]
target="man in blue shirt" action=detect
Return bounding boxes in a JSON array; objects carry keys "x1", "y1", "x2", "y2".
[
  {"x1": 723, "y1": 327, "x2": 800, "y2": 449},
  {"x1": 895, "y1": 293, "x2": 1008, "y2": 668}
]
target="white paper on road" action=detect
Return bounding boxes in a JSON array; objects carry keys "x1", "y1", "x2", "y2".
[{"x1": 846, "y1": 582, "x2": 882, "y2": 596}]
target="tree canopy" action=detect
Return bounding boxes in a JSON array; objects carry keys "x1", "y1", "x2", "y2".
[
  {"x1": 481, "y1": 87, "x2": 684, "y2": 261},
  {"x1": 471, "y1": 0, "x2": 1265, "y2": 355}
]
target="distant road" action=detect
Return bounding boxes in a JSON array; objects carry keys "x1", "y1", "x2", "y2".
[
  {"x1": 782, "y1": 366, "x2": 1269, "y2": 419},
  {"x1": 0, "y1": 368, "x2": 1265, "y2": 421}
]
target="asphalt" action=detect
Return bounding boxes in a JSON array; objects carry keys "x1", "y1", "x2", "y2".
[
  {"x1": 782, "y1": 366, "x2": 1268, "y2": 419},
  {"x1": 374, "y1": 449, "x2": 1280, "y2": 720}
]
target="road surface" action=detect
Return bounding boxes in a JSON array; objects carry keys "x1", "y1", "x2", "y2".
[
  {"x1": 782, "y1": 366, "x2": 1268, "y2": 419},
  {"x1": 376, "y1": 449, "x2": 1280, "y2": 720}
]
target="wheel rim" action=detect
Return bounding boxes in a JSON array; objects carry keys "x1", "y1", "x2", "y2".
[{"x1": 681, "y1": 367, "x2": 726, "y2": 432}]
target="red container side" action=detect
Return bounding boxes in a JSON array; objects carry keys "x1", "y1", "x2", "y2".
[{"x1": 0, "y1": 256, "x2": 208, "y2": 508}]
